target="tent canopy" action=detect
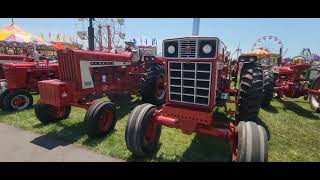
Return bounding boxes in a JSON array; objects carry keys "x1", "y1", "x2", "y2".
[
  {"x1": 245, "y1": 48, "x2": 272, "y2": 58},
  {"x1": 0, "y1": 23, "x2": 51, "y2": 46}
]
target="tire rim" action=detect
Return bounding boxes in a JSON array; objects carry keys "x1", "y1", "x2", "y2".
[
  {"x1": 144, "y1": 117, "x2": 157, "y2": 144},
  {"x1": 99, "y1": 111, "x2": 113, "y2": 132},
  {"x1": 310, "y1": 79, "x2": 320, "y2": 109},
  {"x1": 155, "y1": 76, "x2": 165, "y2": 100},
  {"x1": 11, "y1": 94, "x2": 29, "y2": 110}
]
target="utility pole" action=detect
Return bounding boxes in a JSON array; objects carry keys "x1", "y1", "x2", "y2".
[
  {"x1": 192, "y1": 18, "x2": 200, "y2": 36},
  {"x1": 88, "y1": 18, "x2": 95, "y2": 51},
  {"x1": 277, "y1": 47, "x2": 283, "y2": 66}
]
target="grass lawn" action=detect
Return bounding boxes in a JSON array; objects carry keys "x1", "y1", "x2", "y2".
[{"x1": 0, "y1": 94, "x2": 319, "y2": 162}]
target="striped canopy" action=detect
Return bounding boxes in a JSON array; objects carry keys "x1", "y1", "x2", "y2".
[
  {"x1": 245, "y1": 48, "x2": 272, "y2": 58},
  {"x1": 0, "y1": 24, "x2": 51, "y2": 46}
]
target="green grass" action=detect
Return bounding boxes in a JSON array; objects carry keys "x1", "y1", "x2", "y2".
[{"x1": 0, "y1": 94, "x2": 319, "y2": 162}]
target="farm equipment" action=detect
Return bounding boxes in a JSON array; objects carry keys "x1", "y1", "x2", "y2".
[
  {"x1": 271, "y1": 56, "x2": 320, "y2": 112},
  {"x1": 0, "y1": 60, "x2": 59, "y2": 111},
  {"x1": 34, "y1": 43, "x2": 166, "y2": 138},
  {"x1": 125, "y1": 37, "x2": 268, "y2": 162},
  {"x1": 0, "y1": 54, "x2": 34, "y2": 79}
]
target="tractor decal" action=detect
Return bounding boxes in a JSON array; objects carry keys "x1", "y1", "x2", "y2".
[{"x1": 79, "y1": 60, "x2": 132, "y2": 89}]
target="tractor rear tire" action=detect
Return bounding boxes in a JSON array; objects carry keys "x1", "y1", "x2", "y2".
[
  {"x1": 125, "y1": 103, "x2": 161, "y2": 157},
  {"x1": 261, "y1": 69, "x2": 274, "y2": 108},
  {"x1": 237, "y1": 63, "x2": 263, "y2": 122},
  {"x1": 2, "y1": 89, "x2": 33, "y2": 111},
  {"x1": 84, "y1": 101, "x2": 117, "y2": 138},
  {"x1": 35, "y1": 102, "x2": 71, "y2": 124},
  {"x1": 0, "y1": 90, "x2": 9, "y2": 109},
  {"x1": 309, "y1": 77, "x2": 320, "y2": 113},
  {"x1": 236, "y1": 121, "x2": 268, "y2": 162},
  {"x1": 141, "y1": 64, "x2": 166, "y2": 106}
]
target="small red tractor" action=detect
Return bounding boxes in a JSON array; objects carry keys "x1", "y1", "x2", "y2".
[
  {"x1": 124, "y1": 37, "x2": 268, "y2": 162},
  {"x1": 0, "y1": 60, "x2": 59, "y2": 111},
  {"x1": 269, "y1": 56, "x2": 320, "y2": 112},
  {"x1": 0, "y1": 54, "x2": 34, "y2": 79},
  {"x1": 34, "y1": 43, "x2": 166, "y2": 138}
]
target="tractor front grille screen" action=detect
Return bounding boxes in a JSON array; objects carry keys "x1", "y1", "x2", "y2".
[
  {"x1": 168, "y1": 61, "x2": 211, "y2": 106},
  {"x1": 180, "y1": 40, "x2": 197, "y2": 58}
]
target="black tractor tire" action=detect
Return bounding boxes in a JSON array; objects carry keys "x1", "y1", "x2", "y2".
[
  {"x1": 236, "y1": 121, "x2": 268, "y2": 162},
  {"x1": 237, "y1": 63, "x2": 263, "y2": 122},
  {"x1": 84, "y1": 101, "x2": 117, "y2": 138},
  {"x1": 261, "y1": 69, "x2": 274, "y2": 108},
  {"x1": 308, "y1": 77, "x2": 320, "y2": 113},
  {"x1": 2, "y1": 89, "x2": 33, "y2": 111},
  {"x1": 125, "y1": 103, "x2": 162, "y2": 157},
  {"x1": 141, "y1": 64, "x2": 166, "y2": 106},
  {"x1": 35, "y1": 101, "x2": 71, "y2": 124},
  {"x1": 0, "y1": 90, "x2": 9, "y2": 109}
]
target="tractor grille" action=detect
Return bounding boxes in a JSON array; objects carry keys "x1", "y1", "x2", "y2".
[
  {"x1": 57, "y1": 50, "x2": 79, "y2": 82},
  {"x1": 168, "y1": 61, "x2": 211, "y2": 106},
  {"x1": 180, "y1": 40, "x2": 197, "y2": 58}
]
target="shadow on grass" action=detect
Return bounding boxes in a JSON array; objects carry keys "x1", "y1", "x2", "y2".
[
  {"x1": 262, "y1": 104, "x2": 279, "y2": 114},
  {"x1": 30, "y1": 122, "x2": 84, "y2": 150},
  {"x1": 0, "y1": 104, "x2": 36, "y2": 116},
  {"x1": 274, "y1": 98, "x2": 320, "y2": 120},
  {"x1": 109, "y1": 95, "x2": 143, "y2": 121},
  {"x1": 180, "y1": 135, "x2": 230, "y2": 162},
  {"x1": 257, "y1": 117, "x2": 271, "y2": 141},
  {"x1": 82, "y1": 129, "x2": 117, "y2": 147},
  {"x1": 125, "y1": 143, "x2": 164, "y2": 162}
]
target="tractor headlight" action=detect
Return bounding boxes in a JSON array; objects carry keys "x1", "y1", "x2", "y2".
[
  {"x1": 198, "y1": 40, "x2": 216, "y2": 58},
  {"x1": 163, "y1": 41, "x2": 178, "y2": 57},
  {"x1": 202, "y1": 44, "x2": 212, "y2": 54},
  {"x1": 167, "y1": 45, "x2": 176, "y2": 54}
]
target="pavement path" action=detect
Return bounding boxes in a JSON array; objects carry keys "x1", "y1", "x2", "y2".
[{"x1": 0, "y1": 123, "x2": 122, "y2": 162}]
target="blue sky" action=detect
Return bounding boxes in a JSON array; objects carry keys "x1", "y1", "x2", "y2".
[{"x1": 0, "y1": 18, "x2": 320, "y2": 57}]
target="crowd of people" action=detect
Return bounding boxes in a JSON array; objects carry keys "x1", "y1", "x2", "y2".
[{"x1": 0, "y1": 41, "x2": 57, "y2": 60}]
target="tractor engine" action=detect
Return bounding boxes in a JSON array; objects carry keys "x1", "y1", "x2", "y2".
[{"x1": 161, "y1": 37, "x2": 226, "y2": 133}]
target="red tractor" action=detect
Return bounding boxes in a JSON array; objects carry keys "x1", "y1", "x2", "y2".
[
  {"x1": 269, "y1": 56, "x2": 320, "y2": 112},
  {"x1": 124, "y1": 37, "x2": 268, "y2": 162},
  {"x1": 34, "y1": 43, "x2": 166, "y2": 138},
  {"x1": 0, "y1": 54, "x2": 35, "y2": 79},
  {"x1": 0, "y1": 61, "x2": 59, "y2": 111}
]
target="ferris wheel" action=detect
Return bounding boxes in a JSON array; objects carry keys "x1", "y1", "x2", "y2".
[
  {"x1": 75, "y1": 18, "x2": 126, "y2": 50},
  {"x1": 252, "y1": 35, "x2": 284, "y2": 54}
]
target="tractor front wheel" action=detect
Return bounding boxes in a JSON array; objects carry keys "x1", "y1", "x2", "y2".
[
  {"x1": 233, "y1": 121, "x2": 268, "y2": 162},
  {"x1": 84, "y1": 101, "x2": 117, "y2": 138},
  {"x1": 35, "y1": 102, "x2": 71, "y2": 124},
  {"x1": 309, "y1": 77, "x2": 320, "y2": 113},
  {"x1": 141, "y1": 64, "x2": 166, "y2": 106},
  {"x1": 0, "y1": 90, "x2": 9, "y2": 109},
  {"x1": 125, "y1": 103, "x2": 161, "y2": 157},
  {"x1": 2, "y1": 89, "x2": 33, "y2": 111}
]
